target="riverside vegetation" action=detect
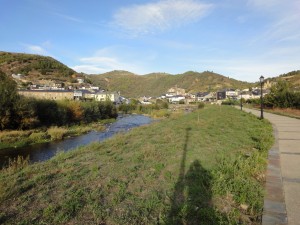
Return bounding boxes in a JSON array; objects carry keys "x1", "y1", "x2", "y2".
[
  {"x1": 0, "y1": 120, "x2": 114, "y2": 150},
  {"x1": 0, "y1": 69, "x2": 118, "y2": 148},
  {"x1": 0, "y1": 106, "x2": 273, "y2": 224},
  {"x1": 0, "y1": 70, "x2": 117, "y2": 131}
]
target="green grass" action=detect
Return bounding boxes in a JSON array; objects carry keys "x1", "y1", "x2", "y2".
[{"x1": 0, "y1": 106, "x2": 273, "y2": 224}]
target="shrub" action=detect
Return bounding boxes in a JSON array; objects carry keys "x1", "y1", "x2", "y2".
[
  {"x1": 150, "y1": 109, "x2": 171, "y2": 118},
  {"x1": 221, "y1": 99, "x2": 238, "y2": 105},
  {"x1": 28, "y1": 132, "x2": 49, "y2": 143},
  {"x1": 47, "y1": 127, "x2": 68, "y2": 140},
  {"x1": 198, "y1": 102, "x2": 205, "y2": 109}
]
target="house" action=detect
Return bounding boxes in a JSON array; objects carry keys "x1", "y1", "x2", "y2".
[
  {"x1": 201, "y1": 92, "x2": 216, "y2": 102},
  {"x1": 19, "y1": 90, "x2": 74, "y2": 100},
  {"x1": 196, "y1": 92, "x2": 210, "y2": 101},
  {"x1": 89, "y1": 86, "x2": 100, "y2": 91},
  {"x1": 77, "y1": 78, "x2": 84, "y2": 84},
  {"x1": 167, "y1": 86, "x2": 186, "y2": 96},
  {"x1": 94, "y1": 91, "x2": 121, "y2": 104},
  {"x1": 169, "y1": 95, "x2": 185, "y2": 103},
  {"x1": 216, "y1": 91, "x2": 226, "y2": 100},
  {"x1": 74, "y1": 90, "x2": 84, "y2": 100},
  {"x1": 217, "y1": 89, "x2": 238, "y2": 100}
]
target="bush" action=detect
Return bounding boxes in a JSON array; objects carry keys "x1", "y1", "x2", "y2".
[
  {"x1": 221, "y1": 99, "x2": 238, "y2": 105},
  {"x1": 47, "y1": 127, "x2": 68, "y2": 140},
  {"x1": 28, "y1": 132, "x2": 49, "y2": 143},
  {"x1": 150, "y1": 109, "x2": 171, "y2": 118},
  {"x1": 198, "y1": 102, "x2": 205, "y2": 109},
  {"x1": 262, "y1": 80, "x2": 300, "y2": 109}
]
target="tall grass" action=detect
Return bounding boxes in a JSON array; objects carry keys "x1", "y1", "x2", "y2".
[
  {"x1": 0, "y1": 106, "x2": 273, "y2": 224},
  {"x1": 47, "y1": 126, "x2": 68, "y2": 140}
]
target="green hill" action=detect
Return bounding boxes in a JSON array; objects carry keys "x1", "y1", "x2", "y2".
[
  {"x1": 1, "y1": 51, "x2": 298, "y2": 97},
  {"x1": 277, "y1": 70, "x2": 300, "y2": 90},
  {"x1": 0, "y1": 51, "x2": 77, "y2": 82},
  {"x1": 88, "y1": 70, "x2": 251, "y2": 97}
]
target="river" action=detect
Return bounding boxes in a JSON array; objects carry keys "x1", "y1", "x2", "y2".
[{"x1": 0, "y1": 114, "x2": 153, "y2": 168}]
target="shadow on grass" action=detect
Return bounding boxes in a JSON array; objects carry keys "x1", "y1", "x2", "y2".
[{"x1": 165, "y1": 127, "x2": 221, "y2": 225}]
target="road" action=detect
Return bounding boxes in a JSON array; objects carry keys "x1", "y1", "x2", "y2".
[{"x1": 241, "y1": 108, "x2": 300, "y2": 225}]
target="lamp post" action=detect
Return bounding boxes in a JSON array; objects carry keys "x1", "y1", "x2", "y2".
[
  {"x1": 260, "y1": 75, "x2": 264, "y2": 119},
  {"x1": 240, "y1": 90, "x2": 243, "y2": 110}
]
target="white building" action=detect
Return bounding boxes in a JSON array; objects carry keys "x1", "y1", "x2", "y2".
[
  {"x1": 169, "y1": 95, "x2": 185, "y2": 103},
  {"x1": 94, "y1": 91, "x2": 121, "y2": 104}
]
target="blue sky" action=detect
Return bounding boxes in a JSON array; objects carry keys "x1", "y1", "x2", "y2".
[{"x1": 1, "y1": 0, "x2": 299, "y2": 82}]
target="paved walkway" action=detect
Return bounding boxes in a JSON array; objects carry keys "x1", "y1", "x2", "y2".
[{"x1": 242, "y1": 108, "x2": 300, "y2": 225}]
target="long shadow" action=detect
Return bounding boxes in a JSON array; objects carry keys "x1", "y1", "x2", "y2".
[{"x1": 165, "y1": 127, "x2": 220, "y2": 225}]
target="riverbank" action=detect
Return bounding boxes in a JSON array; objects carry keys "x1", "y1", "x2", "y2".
[
  {"x1": 0, "y1": 119, "x2": 115, "y2": 150},
  {"x1": 0, "y1": 106, "x2": 274, "y2": 224}
]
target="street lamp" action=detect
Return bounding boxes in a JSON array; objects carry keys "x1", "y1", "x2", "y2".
[
  {"x1": 240, "y1": 90, "x2": 243, "y2": 110},
  {"x1": 260, "y1": 75, "x2": 264, "y2": 119}
]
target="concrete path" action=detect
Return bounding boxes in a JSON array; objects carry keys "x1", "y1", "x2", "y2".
[{"x1": 242, "y1": 108, "x2": 300, "y2": 225}]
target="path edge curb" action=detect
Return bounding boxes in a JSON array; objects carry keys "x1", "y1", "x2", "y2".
[{"x1": 262, "y1": 123, "x2": 288, "y2": 225}]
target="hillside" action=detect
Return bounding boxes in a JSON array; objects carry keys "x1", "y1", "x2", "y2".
[
  {"x1": 88, "y1": 70, "x2": 251, "y2": 97},
  {"x1": 1, "y1": 51, "x2": 298, "y2": 97},
  {"x1": 0, "y1": 51, "x2": 78, "y2": 83},
  {"x1": 278, "y1": 70, "x2": 300, "y2": 90}
]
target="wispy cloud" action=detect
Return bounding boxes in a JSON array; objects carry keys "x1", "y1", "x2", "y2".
[
  {"x1": 21, "y1": 43, "x2": 48, "y2": 55},
  {"x1": 72, "y1": 47, "x2": 148, "y2": 74},
  {"x1": 53, "y1": 12, "x2": 83, "y2": 23},
  {"x1": 247, "y1": 0, "x2": 300, "y2": 43},
  {"x1": 188, "y1": 56, "x2": 300, "y2": 82},
  {"x1": 112, "y1": 0, "x2": 213, "y2": 36},
  {"x1": 247, "y1": 0, "x2": 281, "y2": 9},
  {"x1": 72, "y1": 65, "x2": 108, "y2": 74}
]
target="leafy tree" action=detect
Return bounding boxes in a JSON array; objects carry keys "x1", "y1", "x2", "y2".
[
  {"x1": 66, "y1": 101, "x2": 84, "y2": 123},
  {"x1": 0, "y1": 70, "x2": 19, "y2": 130},
  {"x1": 35, "y1": 99, "x2": 64, "y2": 126},
  {"x1": 16, "y1": 97, "x2": 39, "y2": 129},
  {"x1": 156, "y1": 99, "x2": 169, "y2": 109},
  {"x1": 264, "y1": 80, "x2": 300, "y2": 109}
]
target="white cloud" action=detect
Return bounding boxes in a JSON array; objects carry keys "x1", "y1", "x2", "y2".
[
  {"x1": 72, "y1": 47, "x2": 149, "y2": 74},
  {"x1": 72, "y1": 65, "x2": 108, "y2": 74},
  {"x1": 22, "y1": 44, "x2": 48, "y2": 55},
  {"x1": 112, "y1": 0, "x2": 213, "y2": 35},
  {"x1": 248, "y1": 0, "x2": 300, "y2": 43},
  {"x1": 247, "y1": 0, "x2": 281, "y2": 9},
  {"x1": 53, "y1": 12, "x2": 83, "y2": 23}
]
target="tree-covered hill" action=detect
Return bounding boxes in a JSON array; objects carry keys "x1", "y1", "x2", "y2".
[
  {"x1": 1, "y1": 51, "x2": 298, "y2": 97},
  {"x1": 0, "y1": 51, "x2": 78, "y2": 82},
  {"x1": 88, "y1": 70, "x2": 251, "y2": 97},
  {"x1": 278, "y1": 70, "x2": 300, "y2": 90}
]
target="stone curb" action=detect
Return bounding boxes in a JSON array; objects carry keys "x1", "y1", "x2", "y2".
[{"x1": 262, "y1": 124, "x2": 288, "y2": 225}]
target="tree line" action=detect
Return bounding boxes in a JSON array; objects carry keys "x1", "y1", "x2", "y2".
[
  {"x1": 264, "y1": 80, "x2": 300, "y2": 109},
  {"x1": 246, "y1": 80, "x2": 300, "y2": 109},
  {"x1": 0, "y1": 70, "x2": 117, "y2": 130}
]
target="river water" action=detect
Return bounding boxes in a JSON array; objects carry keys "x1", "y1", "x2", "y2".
[{"x1": 0, "y1": 114, "x2": 153, "y2": 168}]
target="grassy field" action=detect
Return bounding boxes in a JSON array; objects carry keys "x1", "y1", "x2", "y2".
[{"x1": 0, "y1": 106, "x2": 273, "y2": 224}]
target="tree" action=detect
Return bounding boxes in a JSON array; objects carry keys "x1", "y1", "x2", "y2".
[
  {"x1": 0, "y1": 70, "x2": 19, "y2": 130},
  {"x1": 264, "y1": 80, "x2": 299, "y2": 109},
  {"x1": 16, "y1": 97, "x2": 39, "y2": 129}
]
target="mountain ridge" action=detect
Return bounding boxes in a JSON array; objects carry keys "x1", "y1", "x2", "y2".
[
  {"x1": 1, "y1": 51, "x2": 299, "y2": 97},
  {"x1": 87, "y1": 70, "x2": 251, "y2": 97}
]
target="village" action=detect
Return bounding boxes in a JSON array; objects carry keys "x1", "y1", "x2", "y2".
[{"x1": 14, "y1": 73, "x2": 271, "y2": 105}]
